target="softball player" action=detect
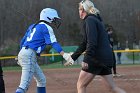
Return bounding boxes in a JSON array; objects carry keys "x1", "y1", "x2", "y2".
[
  {"x1": 106, "y1": 25, "x2": 121, "y2": 77},
  {"x1": 15, "y1": 8, "x2": 74, "y2": 93},
  {"x1": 65, "y1": 0, "x2": 126, "y2": 93}
]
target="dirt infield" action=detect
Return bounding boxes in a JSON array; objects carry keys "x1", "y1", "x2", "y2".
[{"x1": 3, "y1": 65, "x2": 140, "y2": 93}]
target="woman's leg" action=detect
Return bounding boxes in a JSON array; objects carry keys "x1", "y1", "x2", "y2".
[
  {"x1": 77, "y1": 70, "x2": 95, "y2": 93},
  {"x1": 102, "y1": 75, "x2": 126, "y2": 93}
]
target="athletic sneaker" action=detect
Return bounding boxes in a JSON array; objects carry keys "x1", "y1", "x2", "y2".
[{"x1": 113, "y1": 73, "x2": 122, "y2": 77}]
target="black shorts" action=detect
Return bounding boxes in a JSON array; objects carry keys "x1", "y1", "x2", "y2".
[{"x1": 82, "y1": 62, "x2": 112, "y2": 75}]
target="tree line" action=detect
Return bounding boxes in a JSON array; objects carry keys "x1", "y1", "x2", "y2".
[{"x1": 0, "y1": 0, "x2": 140, "y2": 57}]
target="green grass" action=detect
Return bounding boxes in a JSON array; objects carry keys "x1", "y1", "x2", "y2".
[
  {"x1": 45, "y1": 62, "x2": 80, "y2": 69},
  {"x1": 2, "y1": 62, "x2": 140, "y2": 71},
  {"x1": 117, "y1": 63, "x2": 140, "y2": 67},
  {"x1": 2, "y1": 62, "x2": 81, "y2": 71},
  {"x1": 3, "y1": 66, "x2": 21, "y2": 71},
  {"x1": 126, "y1": 53, "x2": 140, "y2": 60}
]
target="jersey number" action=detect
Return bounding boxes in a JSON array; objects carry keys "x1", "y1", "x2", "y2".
[{"x1": 27, "y1": 28, "x2": 36, "y2": 41}]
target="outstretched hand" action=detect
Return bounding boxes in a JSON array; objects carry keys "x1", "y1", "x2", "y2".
[
  {"x1": 63, "y1": 53, "x2": 74, "y2": 66},
  {"x1": 64, "y1": 61, "x2": 74, "y2": 66}
]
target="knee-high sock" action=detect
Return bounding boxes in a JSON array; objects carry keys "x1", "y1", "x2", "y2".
[
  {"x1": 37, "y1": 87, "x2": 46, "y2": 93},
  {"x1": 15, "y1": 87, "x2": 25, "y2": 93}
]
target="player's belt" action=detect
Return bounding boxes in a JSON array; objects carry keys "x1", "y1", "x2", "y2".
[
  {"x1": 25, "y1": 46, "x2": 29, "y2": 49},
  {"x1": 24, "y1": 46, "x2": 40, "y2": 56}
]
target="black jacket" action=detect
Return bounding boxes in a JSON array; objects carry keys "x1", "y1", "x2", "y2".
[{"x1": 71, "y1": 14, "x2": 113, "y2": 66}]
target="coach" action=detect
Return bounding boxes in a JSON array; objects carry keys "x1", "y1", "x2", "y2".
[{"x1": 65, "y1": 0, "x2": 126, "y2": 93}]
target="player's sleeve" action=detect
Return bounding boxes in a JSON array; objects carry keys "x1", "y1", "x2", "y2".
[
  {"x1": 83, "y1": 18, "x2": 98, "y2": 63},
  {"x1": 43, "y1": 25, "x2": 63, "y2": 53},
  {"x1": 51, "y1": 42, "x2": 63, "y2": 53}
]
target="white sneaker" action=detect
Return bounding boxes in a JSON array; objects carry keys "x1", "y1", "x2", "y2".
[{"x1": 113, "y1": 73, "x2": 122, "y2": 77}]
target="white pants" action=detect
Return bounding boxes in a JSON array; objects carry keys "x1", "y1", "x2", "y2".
[{"x1": 17, "y1": 47, "x2": 46, "y2": 92}]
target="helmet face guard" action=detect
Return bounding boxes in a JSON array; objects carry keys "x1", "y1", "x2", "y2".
[{"x1": 51, "y1": 18, "x2": 61, "y2": 29}]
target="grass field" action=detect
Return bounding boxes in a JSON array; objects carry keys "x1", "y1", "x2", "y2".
[
  {"x1": 3, "y1": 62, "x2": 140, "y2": 71},
  {"x1": 2, "y1": 62, "x2": 81, "y2": 71}
]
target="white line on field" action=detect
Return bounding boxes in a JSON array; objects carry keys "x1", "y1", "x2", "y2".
[{"x1": 93, "y1": 78, "x2": 140, "y2": 81}]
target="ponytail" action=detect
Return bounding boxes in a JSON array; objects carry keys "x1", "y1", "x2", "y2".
[{"x1": 79, "y1": 0, "x2": 100, "y2": 15}]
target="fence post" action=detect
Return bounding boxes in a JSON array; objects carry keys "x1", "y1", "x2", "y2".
[{"x1": 133, "y1": 52, "x2": 135, "y2": 64}]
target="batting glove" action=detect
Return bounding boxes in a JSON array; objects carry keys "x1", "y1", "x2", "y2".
[{"x1": 63, "y1": 53, "x2": 74, "y2": 66}]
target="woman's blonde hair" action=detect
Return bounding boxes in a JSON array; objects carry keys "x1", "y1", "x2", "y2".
[{"x1": 79, "y1": 0, "x2": 100, "y2": 15}]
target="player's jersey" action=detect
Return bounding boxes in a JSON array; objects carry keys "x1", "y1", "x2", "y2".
[{"x1": 20, "y1": 22, "x2": 62, "y2": 55}]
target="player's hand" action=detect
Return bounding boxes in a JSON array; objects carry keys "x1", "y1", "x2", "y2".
[
  {"x1": 63, "y1": 53, "x2": 74, "y2": 66},
  {"x1": 81, "y1": 62, "x2": 88, "y2": 69},
  {"x1": 15, "y1": 57, "x2": 18, "y2": 61},
  {"x1": 15, "y1": 56, "x2": 21, "y2": 66},
  {"x1": 64, "y1": 61, "x2": 74, "y2": 66}
]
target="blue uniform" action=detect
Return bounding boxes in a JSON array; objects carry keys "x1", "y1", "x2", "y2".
[
  {"x1": 15, "y1": 8, "x2": 67, "y2": 93},
  {"x1": 20, "y1": 22, "x2": 62, "y2": 55},
  {"x1": 16, "y1": 22, "x2": 63, "y2": 93}
]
